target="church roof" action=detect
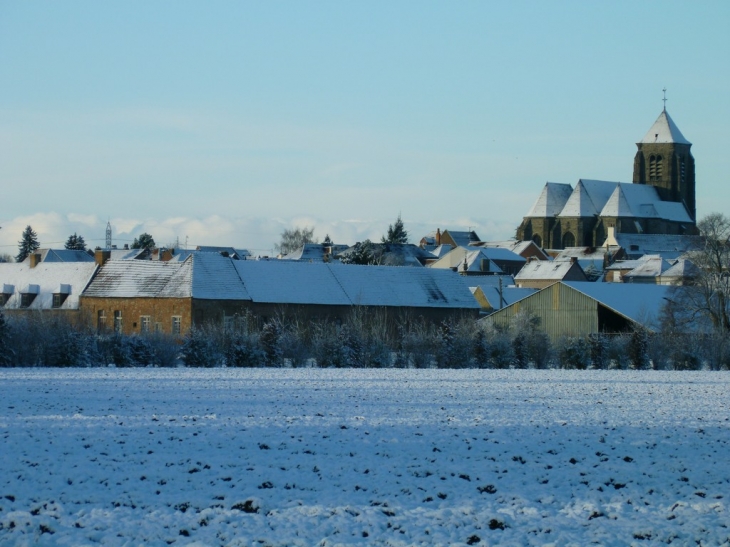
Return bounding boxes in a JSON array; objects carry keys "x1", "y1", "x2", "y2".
[
  {"x1": 639, "y1": 109, "x2": 691, "y2": 145},
  {"x1": 599, "y1": 184, "x2": 693, "y2": 223},
  {"x1": 558, "y1": 179, "x2": 617, "y2": 217},
  {"x1": 525, "y1": 182, "x2": 573, "y2": 218},
  {"x1": 600, "y1": 184, "x2": 633, "y2": 217}
]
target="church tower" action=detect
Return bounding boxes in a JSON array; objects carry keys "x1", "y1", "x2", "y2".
[{"x1": 632, "y1": 105, "x2": 696, "y2": 221}]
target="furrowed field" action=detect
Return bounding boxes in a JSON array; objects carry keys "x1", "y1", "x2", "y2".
[{"x1": 1, "y1": 369, "x2": 728, "y2": 546}]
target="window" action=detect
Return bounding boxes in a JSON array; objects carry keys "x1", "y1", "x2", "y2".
[
  {"x1": 114, "y1": 310, "x2": 123, "y2": 333},
  {"x1": 562, "y1": 232, "x2": 575, "y2": 248},
  {"x1": 532, "y1": 234, "x2": 542, "y2": 248},
  {"x1": 20, "y1": 293, "x2": 37, "y2": 308},
  {"x1": 154, "y1": 322, "x2": 163, "y2": 333},
  {"x1": 52, "y1": 293, "x2": 69, "y2": 308},
  {"x1": 97, "y1": 310, "x2": 107, "y2": 332},
  {"x1": 140, "y1": 315, "x2": 151, "y2": 333},
  {"x1": 172, "y1": 316, "x2": 182, "y2": 335},
  {"x1": 0, "y1": 293, "x2": 10, "y2": 307},
  {"x1": 649, "y1": 155, "x2": 663, "y2": 181},
  {"x1": 680, "y1": 157, "x2": 686, "y2": 184},
  {"x1": 223, "y1": 315, "x2": 235, "y2": 332}
]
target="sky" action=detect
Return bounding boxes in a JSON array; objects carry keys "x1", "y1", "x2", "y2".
[{"x1": 1, "y1": 1, "x2": 728, "y2": 256}]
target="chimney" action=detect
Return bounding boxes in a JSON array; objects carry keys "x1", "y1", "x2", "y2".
[
  {"x1": 570, "y1": 256, "x2": 577, "y2": 264},
  {"x1": 123, "y1": 243, "x2": 129, "y2": 250},
  {"x1": 29, "y1": 253, "x2": 42, "y2": 268},
  {"x1": 436, "y1": 228, "x2": 441, "y2": 246},
  {"x1": 95, "y1": 249, "x2": 111, "y2": 267}
]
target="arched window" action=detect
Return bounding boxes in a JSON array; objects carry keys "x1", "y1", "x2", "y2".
[
  {"x1": 649, "y1": 155, "x2": 663, "y2": 181},
  {"x1": 532, "y1": 234, "x2": 542, "y2": 248},
  {"x1": 562, "y1": 232, "x2": 575, "y2": 248}
]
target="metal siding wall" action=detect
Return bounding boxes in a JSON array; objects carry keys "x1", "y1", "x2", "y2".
[{"x1": 483, "y1": 284, "x2": 599, "y2": 340}]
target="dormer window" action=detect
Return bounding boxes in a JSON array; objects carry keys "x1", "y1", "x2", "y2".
[
  {"x1": 52, "y1": 284, "x2": 71, "y2": 309},
  {"x1": 1, "y1": 284, "x2": 14, "y2": 307},
  {"x1": 20, "y1": 284, "x2": 40, "y2": 308}
]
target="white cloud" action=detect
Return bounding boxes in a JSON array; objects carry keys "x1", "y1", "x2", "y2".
[{"x1": 0, "y1": 212, "x2": 519, "y2": 260}]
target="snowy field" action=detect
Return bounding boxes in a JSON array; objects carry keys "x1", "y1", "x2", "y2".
[{"x1": 1, "y1": 369, "x2": 729, "y2": 546}]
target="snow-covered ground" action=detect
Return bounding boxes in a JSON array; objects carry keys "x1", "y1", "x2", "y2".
[{"x1": 1, "y1": 369, "x2": 728, "y2": 546}]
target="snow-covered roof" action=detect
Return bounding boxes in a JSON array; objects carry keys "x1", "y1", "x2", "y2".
[
  {"x1": 0, "y1": 262, "x2": 98, "y2": 310},
  {"x1": 428, "y1": 248, "x2": 502, "y2": 273},
  {"x1": 196, "y1": 246, "x2": 252, "y2": 259},
  {"x1": 233, "y1": 261, "x2": 479, "y2": 309},
  {"x1": 558, "y1": 180, "x2": 618, "y2": 218},
  {"x1": 442, "y1": 230, "x2": 481, "y2": 247},
  {"x1": 564, "y1": 281, "x2": 670, "y2": 326},
  {"x1": 37, "y1": 249, "x2": 95, "y2": 263},
  {"x1": 639, "y1": 110, "x2": 691, "y2": 145},
  {"x1": 477, "y1": 240, "x2": 548, "y2": 258},
  {"x1": 599, "y1": 184, "x2": 693, "y2": 223},
  {"x1": 525, "y1": 182, "x2": 573, "y2": 218},
  {"x1": 661, "y1": 258, "x2": 698, "y2": 279},
  {"x1": 554, "y1": 246, "x2": 614, "y2": 261},
  {"x1": 623, "y1": 256, "x2": 673, "y2": 279},
  {"x1": 83, "y1": 254, "x2": 250, "y2": 300},
  {"x1": 611, "y1": 234, "x2": 703, "y2": 260},
  {"x1": 281, "y1": 243, "x2": 332, "y2": 262},
  {"x1": 515, "y1": 260, "x2": 582, "y2": 281},
  {"x1": 109, "y1": 248, "x2": 148, "y2": 260}
]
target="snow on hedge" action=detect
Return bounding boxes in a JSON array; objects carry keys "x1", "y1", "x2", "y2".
[{"x1": 1, "y1": 369, "x2": 728, "y2": 545}]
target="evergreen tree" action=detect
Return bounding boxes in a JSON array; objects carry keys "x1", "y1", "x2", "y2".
[
  {"x1": 381, "y1": 214, "x2": 408, "y2": 244},
  {"x1": 64, "y1": 233, "x2": 87, "y2": 251},
  {"x1": 340, "y1": 240, "x2": 376, "y2": 265},
  {"x1": 132, "y1": 233, "x2": 156, "y2": 250},
  {"x1": 16, "y1": 225, "x2": 40, "y2": 262}
]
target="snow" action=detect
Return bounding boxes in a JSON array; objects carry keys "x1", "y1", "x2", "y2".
[
  {"x1": 524, "y1": 182, "x2": 573, "y2": 218},
  {"x1": 0, "y1": 262, "x2": 98, "y2": 310},
  {"x1": 1, "y1": 368, "x2": 728, "y2": 546},
  {"x1": 639, "y1": 110, "x2": 691, "y2": 145}
]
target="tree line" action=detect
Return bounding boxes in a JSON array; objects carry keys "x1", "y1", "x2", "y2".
[{"x1": 0, "y1": 308, "x2": 727, "y2": 370}]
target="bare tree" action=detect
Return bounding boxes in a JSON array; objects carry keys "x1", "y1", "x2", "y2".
[
  {"x1": 668, "y1": 212, "x2": 730, "y2": 333},
  {"x1": 274, "y1": 227, "x2": 317, "y2": 256}
]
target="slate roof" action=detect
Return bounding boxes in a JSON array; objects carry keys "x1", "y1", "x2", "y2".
[
  {"x1": 639, "y1": 109, "x2": 691, "y2": 145},
  {"x1": 525, "y1": 182, "x2": 574, "y2": 218},
  {"x1": 0, "y1": 262, "x2": 98, "y2": 310},
  {"x1": 559, "y1": 180, "x2": 615, "y2": 217},
  {"x1": 442, "y1": 230, "x2": 482, "y2": 247},
  {"x1": 232, "y1": 261, "x2": 479, "y2": 309}
]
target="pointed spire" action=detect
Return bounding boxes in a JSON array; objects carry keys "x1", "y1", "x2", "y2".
[{"x1": 639, "y1": 109, "x2": 690, "y2": 145}]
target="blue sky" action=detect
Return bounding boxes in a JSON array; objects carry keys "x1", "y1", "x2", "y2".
[{"x1": 1, "y1": 1, "x2": 728, "y2": 255}]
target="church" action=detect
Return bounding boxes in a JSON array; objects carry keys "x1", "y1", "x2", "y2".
[{"x1": 516, "y1": 107, "x2": 697, "y2": 250}]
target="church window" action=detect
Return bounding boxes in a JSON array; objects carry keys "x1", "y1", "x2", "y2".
[
  {"x1": 532, "y1": 234, "x2": 542, "y2": 248},
  {"x1": 649, "y1": 155, "x2": 663, "y2": 181},
  {"x1": 680, "y1": 157, "x2": 686, "y2": 184},
  {"x1": 562, "y1": 232, "x2": 575, "y2": 248}
]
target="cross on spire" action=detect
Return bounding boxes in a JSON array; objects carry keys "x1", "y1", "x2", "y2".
[{"x1": 662, "y1": 87, "x2": 667, "y2": 111}]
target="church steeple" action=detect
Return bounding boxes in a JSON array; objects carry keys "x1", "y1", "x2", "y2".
[{"x1": 633, "y1": 104, "x2": 695, "y2": 221}]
